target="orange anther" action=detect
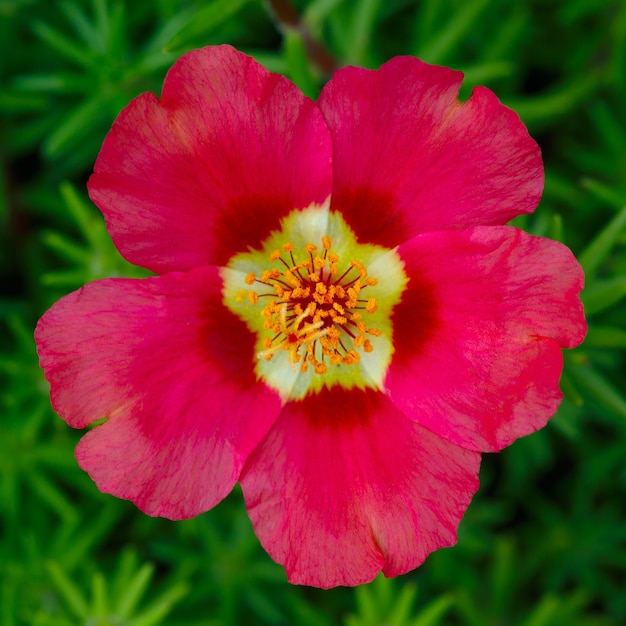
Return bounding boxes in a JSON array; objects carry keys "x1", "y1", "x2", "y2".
[{"x1": 247, "y1": 235, "x2": 383, "y2": 375}]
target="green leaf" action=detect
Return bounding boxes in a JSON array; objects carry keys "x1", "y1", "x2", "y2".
[
  {"x1": 25, "y1": 469, "x2": 79, "y2": 522},
  {"x1": 46, "y1": 561, "x2": 89, "y2": 620},
  {"x1": 0, "y1": 89, "x2": 49, "y2": 113},
  {"x1": 584, "y1": 325, "x2": 626, "y2": 348},
  {"x1": 141, "y1": 6, "x2": 196, "y2": 57},
  {"x1": 411, "y1": 594, "x2": 455, "y2": 626},
  {"x1": 346, "y1": 0, "x2": 382, "y2": 66},
  {"x1": 578, "y1": 204, "x2": 626, "y2": 276},
  {"x1": 609, "y1": 0, "x2": 626, "y2": 92},
  {"x1": 59, "y1": 182, "x2": 100, "y2": 246},
  {"x1": 12, "y1": 72, "x2": 90, "y2": 94},
  {"x1": 110, "y1": 548, "x2": 141, "y2": 602},
  {"x1": 60, "y1": 0, "x2": 103, "y2": 52},
  {"x1": 60, "y1": 505, "x2": 125, "y2": 571},
  {"x1": 460, "y1": 61, "x2": 514, "y2": 88},
  {"x1": 31, "y1": 20, "x2": 92, "y2": 68},
  {"x1": 411, "y1": 0, "x2": 444, "y2": 50},
  {"x1": 412, "y1": 0, "x2": 491, "y2": 64},
  {"x1": 105, "y1": 0, "x2": 128, "y2": 62},
  {"x1": 128, "y1": 582, "x2": 189, "y2": 626},
  {"x1": 489, "y1": 538, "x2": 515, "y2": 618},
  {"x1": 115, "y1": 564, "x2": 155, "y2": 618},
  {"x1": 505, "y1": 72, "x2": 602, "y2": 127},
  {"x1": 519, "y1": 590, "x2": 588, "y2": 626},
  {"x1": 165, "y1": 0, "x2": 253, "y2": 52},
  {"x1": 548, "y1": 213, "x2": 564, "y2": 243},
  {"x1": 352, "y1": 577, "x2": 381, "y2": 623},
  {"x1": 581, "y1": 178, "x2": 626, "y2": 210},
  {"x1": 7, "y1": 109, "x2": 67, "y2": 153},
  {"x1": 479, "y1": 7, "x2": 528, "y2": 61},
  {"x1": 94, "y1": 0, "x2": 111, "y2": 50},
  {"x1": 567, "y1": 364, "x2": 626, "y2": 422},
  {"x1": 91, "y1": 572, "x2": 109, "y2": 616},
  {"x1": 581, "y1": 275, "x2": 626, "y2": 316},
  {"x1": 0, "y1": 580, "x2": 17, "y2": 626},
  {"x1": 284, "y1": 29, "x2": 319, "y2": 98},
  {"x1": 42, "y1": 93, "x2": 107, "y2": 160},
  {"x1": 559, "y1": 371, "x2": 585, "y2": 408},
  {"x1": 588, "y1": 101, "x2": 626, "y2": 158},
  {"x1": 387, "y1": 583, "x2": 418, "y2": 624},
  {"x1": 244, "y1": 50, "x2": 288, "y2": 74},
  {"x1": 41, "y1": 268, "x2": 88, "y2": 287},
  {"x1": 40, "y1": 230, "x2": 89, "y2": 264},
  {"x1": 518, "y1": 593, "x2": 561, "y2": 626},
  {"x1": 243, "y1": 586, "x2": 286, "y2": 624},
  {"x1": 303, "y1": 0, "x2": 344, "y2": 29}
]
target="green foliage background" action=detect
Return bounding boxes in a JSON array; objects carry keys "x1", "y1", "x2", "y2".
[{"x1": 1, "y1": 0, "x2": 625, "y2": 624}]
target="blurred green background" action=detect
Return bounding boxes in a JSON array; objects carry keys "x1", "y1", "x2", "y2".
[{"x1": 1, "y1": 0, "x2": 625, "y2": 624}]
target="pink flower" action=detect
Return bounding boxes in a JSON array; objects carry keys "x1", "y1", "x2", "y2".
[{"x1": 35, "y1": 45, "x2": 586, "y2": 588}]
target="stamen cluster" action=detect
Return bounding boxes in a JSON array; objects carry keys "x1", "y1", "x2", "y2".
[{"x1": 245, "y1": 237, "x2": 382, "y2": 374}]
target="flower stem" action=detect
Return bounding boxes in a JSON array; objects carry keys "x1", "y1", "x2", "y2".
[{"x1": 265, "y1": 0, "x2": 339, "y2": 74}]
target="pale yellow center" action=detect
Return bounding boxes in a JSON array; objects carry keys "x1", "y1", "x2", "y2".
[{"x1": 221, "y1": 202, "x2": 407, "y2": 401}]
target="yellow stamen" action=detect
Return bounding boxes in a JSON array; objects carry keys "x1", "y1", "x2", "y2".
[{"x1": 244, "y1": 237, "x2": 382, "y2": 375}]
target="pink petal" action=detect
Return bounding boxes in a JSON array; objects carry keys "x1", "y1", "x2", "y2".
[
  {"x1": 35, "y1": 267, "x2": 281, "y2": 518},
  {"x1": 318, "y1": 57, "x2": 543, "y2": 247},
  {"x1": 385, "y1": 226, "x2": 586, "y2": 452},
  {"x1": 88, "y1": 45, "x2": 332, "y2": 273},
  {"x1": 240, "y1": 387, "x2": 480, "y2": 588}
]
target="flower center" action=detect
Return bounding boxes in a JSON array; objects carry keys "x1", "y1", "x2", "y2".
[
  {"x1": 243, "y1": 237, "x2": 382, "y2": 375},
  {"x1": 221, "y1": 203, "x2": 407, "y2": 401}
]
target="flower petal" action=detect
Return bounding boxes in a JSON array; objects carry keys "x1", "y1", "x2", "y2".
[
  {"x1": 385, "y1": 226, "x2": 586, "y2": 452},
  {"x1": 318, "y1": 56, "x2": 543, "y2": 246},
  {"x1": 88, "y1": 45, "x2": 332, "y2": 273},
  {"x1": 240, "y1": 387, "x2": 480, "y2": 588},
  {"x1": 35, "y1": 267, "x2": 281, "y2": 518}
]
